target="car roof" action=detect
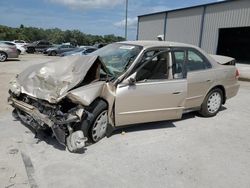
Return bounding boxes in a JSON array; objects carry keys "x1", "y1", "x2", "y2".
[{"x1": 118, "y1": 40, "x2": 198, "y2": 49}]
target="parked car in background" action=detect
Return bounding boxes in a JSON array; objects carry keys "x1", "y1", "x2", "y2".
[
  {"x1": 45, "y1": 44, "x2": 77, "y2": 56},
  {"x1": 94, "y1": 43, "x2": 107, "y2": 49},
  {"x1": 26, "y1": 40, "x2": 52, "y2": 53},
  {"x1": 12, "y1": 41, "x2": 27, "y2": 55},
  {"x1": 0, "y1": 41, "x2": 19, "y2": 62},
  {"x1": 60, "y1": 46, "x2": 97, "y2": 57},
  {"x1": 12, "y1": 40, "x2": 28, "y2": 45},
  {"x1": 9, "y1": 41, "x2": 240, "y2": 152}
]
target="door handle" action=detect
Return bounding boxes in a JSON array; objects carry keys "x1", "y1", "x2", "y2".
[
  {"x1": 206, "y1": 80, "x2": 211, "y2": 82},
  {"x1": 172, "y1": 92, "x2": 181, "y2": 94}
]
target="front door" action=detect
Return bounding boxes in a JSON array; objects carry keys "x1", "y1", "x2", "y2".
[{"x1": 115, "y1": 50, "x2": 187, "y2": 126}]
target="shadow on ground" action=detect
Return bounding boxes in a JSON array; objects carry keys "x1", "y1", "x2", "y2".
[
  {"x1": 6, "y1": 59, "x2": 20, "y2": 62},
  {"x1": 12, "y1": 115, "x2": 66, "y2": 151},
  {"x1": 11, "y1": 107, "x2": 227, "y2": 152}
]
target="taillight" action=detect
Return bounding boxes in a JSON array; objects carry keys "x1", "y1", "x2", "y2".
[{"x1": 235, "y1": 69, "x2": 240, "y2": 79}]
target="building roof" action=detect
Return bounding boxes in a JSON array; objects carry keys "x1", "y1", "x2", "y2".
[
  {"x1": 118, "y1": 40, "x2": 197, "y2": 49},
  {"x1": 138, "y1": 0, "x2": 237, "y2": 18}
]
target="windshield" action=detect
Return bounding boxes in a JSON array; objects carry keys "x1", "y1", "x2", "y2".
[{"x1": 91, "y1": 43, "x2": 142, "y2": 77}]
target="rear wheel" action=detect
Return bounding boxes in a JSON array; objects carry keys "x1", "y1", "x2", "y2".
[
  {"x1": 199, "y1": 88, "x2": 223, "y2": 117},
  {"x1": 0, "y1": 52, "x2": 7, "y2": 62}
]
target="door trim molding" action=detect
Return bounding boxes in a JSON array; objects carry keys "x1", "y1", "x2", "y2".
[
  {"x1": 186, "y1": 95, "x2": 203, "y2": 100},
  {"x1": 119, "y1": 107, "x2": 184, "y2": 115}
]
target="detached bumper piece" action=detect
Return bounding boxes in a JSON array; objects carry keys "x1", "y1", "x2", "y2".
[{"x1": 9, "y1": 97, "x2": 87, "y2": 152}]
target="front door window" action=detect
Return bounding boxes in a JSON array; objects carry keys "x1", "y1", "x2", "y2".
[{"x1": 136, "y1": 50, "x2": 169, "y2": 81}]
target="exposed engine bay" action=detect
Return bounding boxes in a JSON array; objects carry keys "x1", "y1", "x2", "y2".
[{"x1": 9, "y1": 94, "x2": 87, "y2": 152}]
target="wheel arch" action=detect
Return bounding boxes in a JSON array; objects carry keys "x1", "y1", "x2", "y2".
[
  {"x1": 207, "y1": 85, "x2": 226, "y2": 104},
  {"x1": 90, "y1": 97, "x2": 109, "y2": 108},
  {"x1": 80, "y1": 97, "x2": 109, "y2": 142}
]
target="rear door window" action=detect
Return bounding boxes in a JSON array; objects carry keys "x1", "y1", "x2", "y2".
[{"x1": 187, "y1": 50, "x2": 211, "y2": 71}]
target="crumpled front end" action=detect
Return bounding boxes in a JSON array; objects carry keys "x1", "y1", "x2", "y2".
[
  {"x1": 8, "y1": 55, "x2": 116, "y2": 152},
  {"x1": 8, "y1": 93, "x2": 88, "y2": 152},
  {"x1": 13, "y1": 55, "x2": 101, "y2": 103}
]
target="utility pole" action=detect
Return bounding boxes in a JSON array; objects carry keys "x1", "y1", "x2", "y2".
[{"x1": 125, "y1": 0, "x2": 128, "y2": 40}]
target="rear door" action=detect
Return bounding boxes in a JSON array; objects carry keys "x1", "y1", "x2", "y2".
[
  {"x1": 185, "y1": 48, "x2": 215, "y2": 108},
  {"x1": 115, "y1": 49, "x2": 187, "y2": 126}
]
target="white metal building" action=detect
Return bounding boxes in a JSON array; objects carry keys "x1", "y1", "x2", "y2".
[{"x1": 137, "y1": 0, "x2": 250, "y2": 62}]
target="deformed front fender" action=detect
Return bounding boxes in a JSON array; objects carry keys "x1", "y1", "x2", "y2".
[
  {"x1": 66, "y1": 81, "x2": 106, "y2": 106},
  {"x1": 66, "y1": 81, "x2": 117, "y2": 127}
]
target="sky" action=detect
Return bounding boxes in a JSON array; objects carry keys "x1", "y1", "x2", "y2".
[{"x1": 0, "y1": 0, "x2": 224, "y2": 40}]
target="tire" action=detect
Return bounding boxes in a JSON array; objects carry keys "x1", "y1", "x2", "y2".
[
  {"x1": 81, "y1": 100, "x2": 108, "y2": 143},
  {"x1": 50, "y1": 51, "x2": 57, "y2": 56},
  {"x1": 199, "y1": 88, "x2": 223, "y2": 117},
  {"x1": 27, "y1": 47, "x2": 35, "y2": 54},
  {"x1": 17, "y1": 49, "x2": 21, "y2": 55},
  {"x1": 0, "y1": 52, "x2": 7, "y2": 62}
]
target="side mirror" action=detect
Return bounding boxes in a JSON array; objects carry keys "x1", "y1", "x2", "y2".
[
  {"x1": 128, "y1": 77, "x2": 136, "y2": 85},
  {"x1": 119, "y1": 76, "x2": 136, "y2": 88}
]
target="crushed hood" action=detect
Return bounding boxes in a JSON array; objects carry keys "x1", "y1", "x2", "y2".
[{"x1": 14, "y1": 55, "x2": 101, "y2": 103}]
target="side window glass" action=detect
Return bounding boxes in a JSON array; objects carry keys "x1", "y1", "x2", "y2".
[
  {"x1": 86, "y1": 49, "x2": 95, "y2": 53},
  {"x1": 136, "y1": 51, "x2": 169, "y2": 81},
  {"x1": 172, "y1": 50, "x2": 185, "y2": 79},
  {"x1": 187, "y1": 50, "x2": 211, "y2": 71}
]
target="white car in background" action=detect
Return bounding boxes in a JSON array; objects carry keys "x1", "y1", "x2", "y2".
[{"x1": 12, "y1": 40, "x2": 28, "y2": 55}]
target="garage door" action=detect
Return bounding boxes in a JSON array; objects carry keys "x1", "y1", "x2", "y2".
[{"x1": 217, "y1": 27, "x2": 250, "y2": 64}]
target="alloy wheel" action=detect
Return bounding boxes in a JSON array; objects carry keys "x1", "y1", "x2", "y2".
[{"x1": 0, "y1": 53, "x2": 7, "y2": 62}]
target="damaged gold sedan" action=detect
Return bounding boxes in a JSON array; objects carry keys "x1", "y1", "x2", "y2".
[{"x1": 8, "y1": 41, "x2": 240, "y2": 152}]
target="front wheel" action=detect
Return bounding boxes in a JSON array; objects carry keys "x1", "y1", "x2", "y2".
[
  {"x1": 81, "y1": 100, "x2": 108, "y2": 143},
  {"x1": 199, "y1": 88, "x2": 223, "y2": 117},
  {"x1": 27, "y1": 47, "x2": 35, "y2": 53},
  {"x1": 50, "y1": 51, "x2": 57, "y2": 56}
]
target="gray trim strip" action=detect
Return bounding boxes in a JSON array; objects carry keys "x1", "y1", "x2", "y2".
[
  {"x1": 163, "y1": 12, "x2": 168, "y2": 41},
  {"x1": 136, "y1": 17, "x2": 139, "y2": 40},
  {"x1": 119, "y1": 107, "x2": 185, "y2": 115},
  {"x1": 186, "y1": 95, "x2": 203, "y2": 100},
  {"x1": 199, "y1": 5, "x2": 206, "y2": 48}
]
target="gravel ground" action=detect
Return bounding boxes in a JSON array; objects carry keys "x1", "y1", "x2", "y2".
[{"x1": 0, "y1": 54, "x2": 250, "y2": 188}]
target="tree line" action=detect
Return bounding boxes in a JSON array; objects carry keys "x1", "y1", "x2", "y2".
[{"x1": 0, "y1": 24, "x2": 125, "y2": 45}]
